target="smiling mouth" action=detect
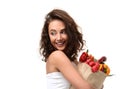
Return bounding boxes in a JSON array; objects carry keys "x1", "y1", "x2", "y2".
[{"x1": 55, "y1": 41, "x2": 66, "y2": 47}]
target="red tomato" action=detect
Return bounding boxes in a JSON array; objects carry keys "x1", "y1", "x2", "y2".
[
  {"x1": 91, "y1": 62, "x2": 100, "y2": 72},
  {"x1": 85, "y1": 59, "x2": 92, "y2": 64},
  {"x1": 89, "y1": 61, "x2": 95, "y2": 67},
  {"x1": 95, "y1": 62, "x2": 100, "y2": 68},
  {"x1": 92, "y1": 66, "x2": 98, "y2": 72}
]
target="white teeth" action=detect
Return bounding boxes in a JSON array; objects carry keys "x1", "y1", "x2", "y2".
[
  {"x1": 57, "y1": 43, "x2": 63, "y2": 44},
  {"x1": 56, "y1": 42, "x2": 64, "y2": 46}
]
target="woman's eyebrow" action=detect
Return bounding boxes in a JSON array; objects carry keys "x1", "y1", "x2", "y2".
[
  {"x1": 61, "y1": 28, "x2": 66, "y2": 31},
  {"x1": 49, "y1": 29, "x2": 56, "y2": 31}
]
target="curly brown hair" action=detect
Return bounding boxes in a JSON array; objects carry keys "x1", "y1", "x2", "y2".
[{"x1": 39, "y1": 9, "x2": 85, "y2": 62}]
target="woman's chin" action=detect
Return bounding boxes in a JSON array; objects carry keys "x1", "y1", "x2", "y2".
[{"x1": 56, "y1": 47, "x2": 65, "y2": 51}]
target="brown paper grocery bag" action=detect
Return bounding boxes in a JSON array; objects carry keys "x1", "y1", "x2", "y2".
[{"x1": 70, "y1": 63, "x2": 107, "y2": 89}]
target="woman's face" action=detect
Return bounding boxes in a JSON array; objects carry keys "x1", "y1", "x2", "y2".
[{"x1": 48, "y1": 19, "x2": 68, "y2": 51}]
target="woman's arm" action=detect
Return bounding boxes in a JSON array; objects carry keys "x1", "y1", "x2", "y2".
[{"x1": 48, "y1": 50, "x2": 94, "y2": 89}]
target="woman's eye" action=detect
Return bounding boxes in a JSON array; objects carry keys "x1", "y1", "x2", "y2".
[
  {"x1": 61, "y1": 30, "x2": 66, "y2": 34},
  {"x1": 50, "y1": 32, "x2": 56, "y2": 35}
]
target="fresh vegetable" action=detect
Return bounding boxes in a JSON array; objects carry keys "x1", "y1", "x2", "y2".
[
  {"x1": 98, "y1": 56, "x2": 107, "y2": 63},
  {"x1": 99, "y1": 63, "x2": 110, "y2": 75},
  {"x1": 89, "y1": 61, "x2": 96, "y2": 67},
  {"x1": 91, "y1": 62, "x2": 100, "y2": 72},
  {"x1": 79, "y1": 51, "x2": 88, "y2": 62},
  {"x1": 79, "y1": 50, "x2": 111, "y2": 75}
]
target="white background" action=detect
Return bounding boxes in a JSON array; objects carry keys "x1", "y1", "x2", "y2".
[{"x1": 0, "y1": 0, "x2": 120, "y2": 89}]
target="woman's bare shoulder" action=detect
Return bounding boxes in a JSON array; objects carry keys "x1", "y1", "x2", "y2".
[
  {"x1": 48, "y1": 50, "x2": 67, "y2": 61},
  {"x1": 46, "y1": 50, "x2": 69, "y2": 73}
]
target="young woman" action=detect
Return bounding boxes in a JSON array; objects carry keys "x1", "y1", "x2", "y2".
[{"x1": 39, "y1": 9, "x2": 94, "y2": 89}]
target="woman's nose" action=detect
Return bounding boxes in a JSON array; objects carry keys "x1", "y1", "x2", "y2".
[{"x1": 56, "y1": 33, "x2": 62, "y2": 40}]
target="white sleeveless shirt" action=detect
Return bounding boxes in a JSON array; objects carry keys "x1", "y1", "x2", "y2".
[
  {"x1": 46, "y1": 72, "x2": 71, "y2": 89},
  {"x1": 46, "y1": 62, "x2": 77, "y2": 89}
]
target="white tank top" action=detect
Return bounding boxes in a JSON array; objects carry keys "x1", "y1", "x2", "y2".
[{"x1": 46, "y1": 72, "x2": 71, "y2": 89}]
